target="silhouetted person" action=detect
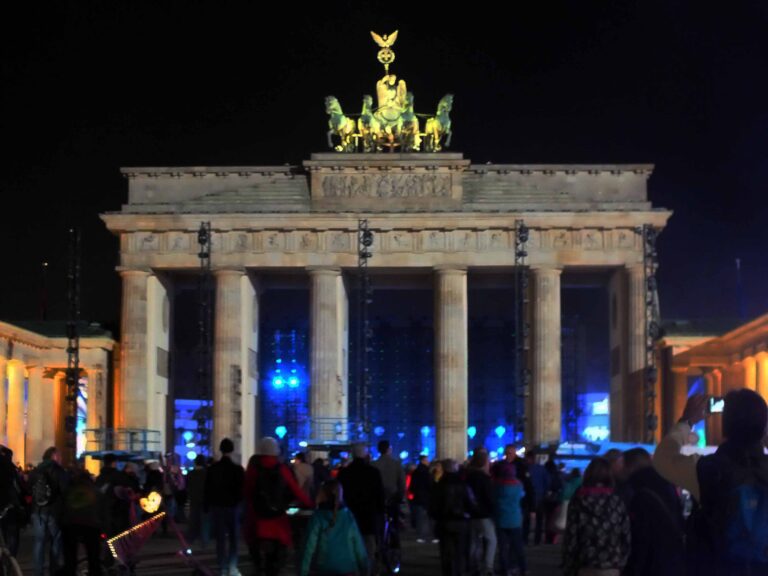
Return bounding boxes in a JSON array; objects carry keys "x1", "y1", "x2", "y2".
[
  {"x1": 563, "y1": 457, "x2": 630, "y2": 576},
  {"x1": 430, "y1": 459, "x2": 474, "y2": 576},
  {"x1": 655, "y1": 390, "x2": 768, "y2": 575},
  {"x1": 338, "y1": 443, "x2": 385, "y2": 575},
  {"x1": 242, "y1": 437, "x2": 312, "y2": 576},
  {"x1": 621, "y1": 448, "x2": 684, "y2": 576},
  {"x1": 30, "y1": 446, "x2": 69, "y2": 576},
  {"x1": 204, "y1": 438, "x2": 245, "y2": 576},
  {"x1": 409, "y1": 455, "x2": 434, "y2": 542}
]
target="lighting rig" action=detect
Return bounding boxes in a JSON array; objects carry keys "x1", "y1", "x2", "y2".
[
  {"x1": 513, "y1": 220, "x2": 531, "y2": 443},
  {"x1": 64, "y1": 228, "x2": 81, "y2": 464},
  {"x1": 356, "y1": 219, "x2": 374, "y2": 439},
  {"x1": 196, "y1": 222, "x2": 213, "y2": 454},
  {"x1": 642, "y1": 224, "x2": 661, "y2": 444}
]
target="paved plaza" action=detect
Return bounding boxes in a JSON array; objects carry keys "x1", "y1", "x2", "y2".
[{"x1": 14, "y1": 524, "x2": 563, "y2": 575}]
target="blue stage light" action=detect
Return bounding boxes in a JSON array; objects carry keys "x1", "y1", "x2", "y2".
[
  {"x1": 182, "y1": 431, "x2": 194, "y2": 442},
  {"x1": 186, "y1": 450, "x2": 197, "y2": 461},
  {"x1": 420, "y1": 426, "x2": 430, "y2": 437},
  {"x1": 288, "y1": 376, "x2": 299, "y2": 388},
  {"x1": 374, "y1": 426, "x2": 385, "y2": 437},
  {"x1": 299, "y1": 441, "x2": 308, "y2": 448},
  {"x1": 275, "y1": 425, "x2": 288, "y2": 439},
  {"x1": 276, "y1": 358, "x2": 282, "y2": 364},
  {"x1": 420, "y1": 447, "x2": 430, "y2": 456},
  {"x1": 495, "y1": 425, "x2": 506, "y2": 439},
  {"x1": 272, "y1": 377, "x2": 285, "y2": 389},
  {"x1": 399, "y1": 450, "x2": 409, "y2": 460},
  {"x1": 467, "y1": 426, "x2": 477, "y2": 439}
]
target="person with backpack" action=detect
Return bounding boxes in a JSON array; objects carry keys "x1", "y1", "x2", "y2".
[
  {"x1": 620, "y1": 448, "x2": 684, "y2": 576},
  {"x1": 562, "y1": 457, "x2": 631, "y2": 576},
  {"x1": 299, "y1": 479, "x2": 368, "y2": 576},
  {"x1": 430, "y1": 459, "x2": 476, "y2": 576},
  {"x1": 95, "y1": 453, "x2": 133, "y2": 537},
  {"x1": 654, "y1": 389, "x2": 768, "y2": 576},
  {"x1": 337, "y1": 443, "x2": 385, "y2": 575},
  {"x1": 60, "y1": 467, "x2": 102, "y2": 576},
  {"x1": 491, "y1": 460, "x2": 527, "y2": 576},
  {"x1": 465, "y1": 450, "x2": 497, "y2": 576},
  {"x1": 204, "y1": 438, "x2": 245, "y2": 576},
  {"x1": 242, "y1": 436, "x2": 312, "y2": 576},
  {"x1": 30, "y1": 446, "x2": 69, "y2": 576},
  {"x1": 0, "y1": 446, "x2": 26, "y2": 558}
]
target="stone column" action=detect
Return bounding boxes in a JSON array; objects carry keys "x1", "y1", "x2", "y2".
[
  {"x1": 434, "y1": 268, "x2": 468, "y2": 462},
  {"x1": 7, "y1": 360, "x2": 25, "y2": 466},
  {"x1": 0, "y1": 356, "x2": 6, "y2": 445},
  {"x1": 146, "y1": 275, "x2": 170, "y2": 449},
  {"x1": 85, "y1": 367, "x2": 106, "y2": 474},
  {"x1": 669, "y1": 367, "x2": 689, "y2": 427},
  {"x1": 626, "y1": 264, "x2": 647, "y2": 441},
  {"x1": 608, "y1": 270, "x2": 627, "y2": 441},
  {"x1": 119, "y1": 270, "x2": 150, "y2": 429},
  {"x1": 743, "y1": 356, "x2": 757, "y2": 390},
  {"x1": 53, "y1": 372, "x2": 67, "y2": 451},
  {"x1": 530, "y1": 267, "x2": 562, "y2": 446},
  {"x1": 240, "y1": 275, "x2": 259, "y2": 462},
  {"x1": 703, "y1": 369, "x2": 722, "y2": 445},
  {"x1": 626, "y1": 265, "x2": 647, "y2": 375},
  {"x1": 309, "y1": 268, "x2": 348, "y2": 442},
  {"x1": 757, "y1": 353, "x2": 768, "y2": 404},
  {"x1": 41, "y1": 372, "x2": 57, "y2": 451},
  {"x1": 213, "y1": 269, "x2": 246, "y2": 458},
  {"x1": 26, "y1": 366, "x2": 45, "y2": 467},
  {"x1": 725, "y1": 362, "x2": 745, "y2": 393}
]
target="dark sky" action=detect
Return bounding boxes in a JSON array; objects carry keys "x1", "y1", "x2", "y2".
[{"x1": 2, "y1": 1, "x2": 767, "y2": 331}]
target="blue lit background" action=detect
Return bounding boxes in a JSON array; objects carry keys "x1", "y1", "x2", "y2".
[{"x1": 259, "y1": 289, "x2": 310, "y2": 455}]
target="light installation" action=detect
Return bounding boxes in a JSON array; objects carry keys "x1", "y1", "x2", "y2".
[
  {"x1": 467, "y1": 426, "x2": 477, "y2": 439},
  {"x1": 261, "y1": 326, "x2": 310, "y2": 453}
]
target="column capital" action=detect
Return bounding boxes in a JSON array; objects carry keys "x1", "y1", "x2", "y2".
[
  {"x1": 307, "y1": 266, "x2": 342, "y2": 276},
  {"x1": 626, "y1": 262, "x2": 645, "y2": 273},
  {"x1": 529, "y1": 265, "x2": 562, "y2": 275},
  {"x1": 117, "y1": 268, "x2": 151, "y2": 277},
  {"x1": 433, "y1": 266, "x2": 467, "y2": 275},
  {"x1": 213, "y1": 267, "x2": 246, "y2": 277},
  {"x1": 670, "y1": 365, "x2": 690, "y2": 374}
]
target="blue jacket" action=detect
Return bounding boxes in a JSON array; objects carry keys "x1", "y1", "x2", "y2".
[
  {"x1": 301, "y1": 507, "x2": 368, "y2": 575},
  {"x1": 492, "y1": 478, "x2": 525, "y2": 529}
]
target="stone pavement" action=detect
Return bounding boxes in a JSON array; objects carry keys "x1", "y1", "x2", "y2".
[{"x1": 14, "y1": 525, "x2": 563, "y2": 575}]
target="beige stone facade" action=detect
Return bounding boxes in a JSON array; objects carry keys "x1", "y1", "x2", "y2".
[
  {"x1": 658, "y1": 314, "x2": 768, "y2": 445},
  {"x1": 102, "y1": 153, "x2": 670, "y2": 461},
  {"x1": 0, "y1": 321, "x2": 115, "y2": 469}
]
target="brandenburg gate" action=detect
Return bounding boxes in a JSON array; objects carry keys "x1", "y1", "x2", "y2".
[{"x1": 101, "y1": 33, "x2": 670, "y2": 462}]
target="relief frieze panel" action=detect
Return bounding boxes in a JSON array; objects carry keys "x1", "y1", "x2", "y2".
[
  {"x1": 320, "y1": 173, "x2": 452, "y2": 198},
  {"x1": 122, "y1": 227, "x2": 643, "y2": 258}
]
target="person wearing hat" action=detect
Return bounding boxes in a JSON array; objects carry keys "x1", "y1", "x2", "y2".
[
  {"x1": 204, "y1": 438, "x2": 245, "y2": 576},
  {"x1": 242, "y1": 437, "x2": 312, "y2": 576},
  {"x1": 492, "y1": 460, "x2": 527, "y2": 576}
]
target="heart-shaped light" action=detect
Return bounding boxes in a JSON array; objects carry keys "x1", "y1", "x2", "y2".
[{"x1": 140, "y1": 491, "x2": 162, "y2": 514}]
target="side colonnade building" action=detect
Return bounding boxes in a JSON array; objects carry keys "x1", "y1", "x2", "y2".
[{"x1": 0, "y1": 321, "x2": 115, "y2": 469}]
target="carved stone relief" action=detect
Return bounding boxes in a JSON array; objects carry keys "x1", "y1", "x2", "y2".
[{"x1": 320, "y1": 173, "x2": 451, "y2": 198}]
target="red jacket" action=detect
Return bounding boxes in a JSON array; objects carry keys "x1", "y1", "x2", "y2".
[{"x1": 241, "y1": 455, "x2": 313, "y2": 547}]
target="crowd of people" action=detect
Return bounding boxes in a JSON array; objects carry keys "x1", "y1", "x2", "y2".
[{"x1": 1, "y1": 387, "x2": 767, "y2": 576}]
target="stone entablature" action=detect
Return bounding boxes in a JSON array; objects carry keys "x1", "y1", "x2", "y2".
[
  {"x1": 0, "y1": 321, "x2": 115, "y2": 368},
  {"x1": 119, "y1": 154, "x2": 654, "y2": 214},
  {"x1": 102, "y1": 211, "x2": 669, "y2": 271}
]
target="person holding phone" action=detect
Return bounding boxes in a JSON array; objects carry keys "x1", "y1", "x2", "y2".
[{"x1": 653, "y1": 389, "x2": 768, "y2": 576}]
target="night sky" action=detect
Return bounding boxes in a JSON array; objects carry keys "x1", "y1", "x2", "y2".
[{"x1": 3, "y1": 1, "x2": 767, "y2": 332}]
